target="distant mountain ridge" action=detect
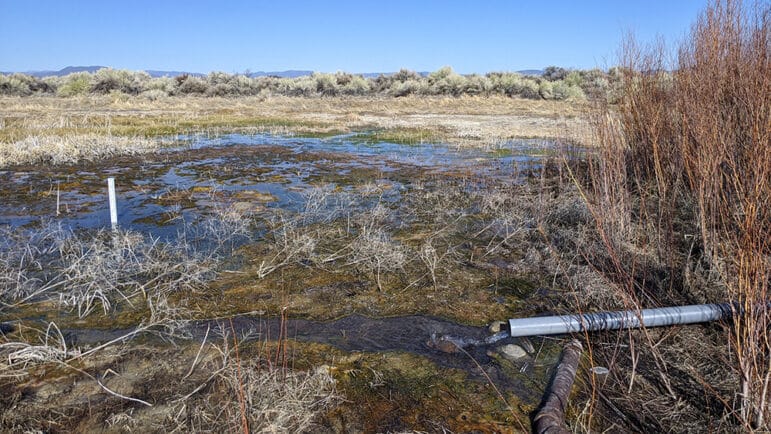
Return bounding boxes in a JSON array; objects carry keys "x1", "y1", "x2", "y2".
[
  {"x1": 3, "y1": 66, "x2": 544, "y2": 78},
  {"x1": 516, "y1": 69, "x2": 544, "y2": 76},
  {"x1": 11, "y1": 66, "x2": 107, "y2": 77},
  {"x1": 247, "y1": 70, "x2": 314, "y2": 78}
]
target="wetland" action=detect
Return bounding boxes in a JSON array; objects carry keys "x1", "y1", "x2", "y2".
[{"x1": 0, "y1": 120, "x2": 581, "y2": 432}]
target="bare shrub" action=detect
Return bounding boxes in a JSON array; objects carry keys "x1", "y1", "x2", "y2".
[
  {"x1": 300, "y1": 184, "x2": 355, "y2": 225},
  {"x1": 255, "y1": 216, "x2": 318, "y2": 278},
  {"x1": 576, "y1": 0, "x2": 771, "y2": 429},
  {"x1": 418, "y1": 237, "x2": 454, "y2": 292},
  {"x1": 190, "y1": 202, "x2": 254, "y2": 254},
  {"x1": 349, "y1": 226, "x2": 407, "y2": 291},
  {"x1": 252, "y1": 186, "x2": 361, "y2": 278}
]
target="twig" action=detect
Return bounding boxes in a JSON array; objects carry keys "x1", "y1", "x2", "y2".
[
  {"x1": 97, "y1": 375, "x2": 152, "y2": 407},
  {"x1": 183, "y1": 324, "x2": 210, "y2": 380},
  {"x1": 229, "y1": 318, "x2": 249, "y2": 434}
]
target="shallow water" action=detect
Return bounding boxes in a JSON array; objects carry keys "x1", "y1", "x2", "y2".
[
  {"x1": 0, "y1": 133, "x2": 559, "y2": 240},
  {"x1": 63, "y1": 313, "x2": 549, "y2": 403},
  {"x1": 1, "y1": 133, "x2": 570, "y2": 429}
]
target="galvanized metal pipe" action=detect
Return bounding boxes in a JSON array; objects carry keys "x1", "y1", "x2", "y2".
[{"x1": 508, "y1": 303, "x2": 734, "y2": 337}]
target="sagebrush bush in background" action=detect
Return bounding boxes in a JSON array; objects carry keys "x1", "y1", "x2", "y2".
[
  {"x1": 55, "y1": 72, "x2": 93, "y2": 97},
  {"x1": 0, "y1": 73, "x2": 52, "y2": 96},
  {"x1": 0, "y1": 65, "x2": 612, "y2": 100},
  {"x1": 91, "y1": 68, "x2": 149, "y2": 95}
]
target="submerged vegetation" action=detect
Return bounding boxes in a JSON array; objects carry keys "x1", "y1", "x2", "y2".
[{"x1": 0, "y1": 138, "x2": 575, "y2": 431}]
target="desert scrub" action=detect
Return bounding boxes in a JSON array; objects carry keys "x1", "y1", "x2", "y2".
[
  {"x1": 54, "y1": 71, "x2": 93, "y2": 97},
  {"x1": 0, "y1": 73, "x2": 53, "y2": 96},
  {"x1": 1, "y1": 65, "x2": 609, "y2": 100},
  {"x1": 90, "y1": 68, "x2": 150, "y2": 95}
]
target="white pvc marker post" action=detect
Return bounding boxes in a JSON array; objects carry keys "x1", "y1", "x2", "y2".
[{"x1": 107, "y1": 177, "x2": 118, "y2": 230}]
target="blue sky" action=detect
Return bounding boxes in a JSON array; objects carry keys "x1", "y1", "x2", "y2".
[{"x1": 0, "y1": 0, "x2": 707, "y2": 73}]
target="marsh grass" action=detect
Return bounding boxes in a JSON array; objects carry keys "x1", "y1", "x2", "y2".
[
  {"x1": 0, "y1": 199, "x2": 253, "y2": 319},
  {"x1": 0, "y1": 198, "x2": 342, "y2": 430},
  {"x1": 0, "y1": 95, "x2": 588, "y2": 167},
  {"x1": 0, "y1": 142, "x2": 591, "y2": 431},
  {"x1": 232, "y1": 167, "x2": 576, "y2": 324}
]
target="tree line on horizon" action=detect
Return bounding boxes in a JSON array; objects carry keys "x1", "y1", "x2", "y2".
[{"x1": 0, "y1": 66, "x2": 620, "y2": 101}]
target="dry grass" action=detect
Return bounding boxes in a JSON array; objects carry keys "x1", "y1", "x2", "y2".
[
  {"x1": 207, "y1": 360, "x2": 340, "y2": 433},
  {"x1": 0, "y1": 94, "x2": 588, "y2": 167},
  {"x1": 0, "y1": 319, "x2": 340, "y2": 433},
  {"x1": 0, "y1": 134, "x2": 158, "y2": 166},
  {"x1": 0, "y1": 201, "x2": 252, "y2": 320}
]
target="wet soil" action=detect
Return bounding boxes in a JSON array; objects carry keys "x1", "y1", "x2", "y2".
[
  {"x1": 0, "y1": 132, "x2": 568, "y2": 432},
  {"x1": 62, "y1": 313, "x2": 553, "y2": 401},
  {"x1": 0, "y1": 133, "x2": 549, "y2": 236}
]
